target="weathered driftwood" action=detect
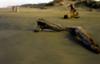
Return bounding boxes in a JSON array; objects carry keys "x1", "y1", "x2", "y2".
[
  {"x1": 67, "y1": 26, "x2": 100, "y2": 54},
  {"x1": 64, "y1": 4, "x2": 79, "y2": 19},
  {"x1": 64, "y1": 12, "x2": 79, "y2": 19},
  {"x1": 34, "y1": 19, "x2": 65, "y2": 32},
  {"x1": 33, "y1": 19, "x2": 100, "y2": 54}
]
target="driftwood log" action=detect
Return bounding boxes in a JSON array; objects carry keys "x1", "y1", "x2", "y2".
[
  {"x1": 67, "y1": 26, "x2": 100, "y2": 54},
  {"x1": 34, "y1": 19, "x2": 65, "y2": 32},
  {"x1": 34, "y1": 19, "x2": 100, "y2": 54}
]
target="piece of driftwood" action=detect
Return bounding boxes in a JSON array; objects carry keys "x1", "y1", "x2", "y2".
[
  {"x1": 34, "y1": 19, "x2": 65, "y2": 32},
  {"x1": 33, "y1": 19, "x2": 100, "y2": 54},
  {"x1": 67, "y1": 26, "x2": 100, "y2": 54}
]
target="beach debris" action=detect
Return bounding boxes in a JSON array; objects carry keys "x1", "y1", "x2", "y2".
[
  {"x1": 34, "y1": 18, "x2": 65, "y2": 32},
  {"x1": 67, "y1": 26, "x2": 100, "y2": 54},
  {"x1": 64, "y1": 4, "x2": 79, "y2": 19}
]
